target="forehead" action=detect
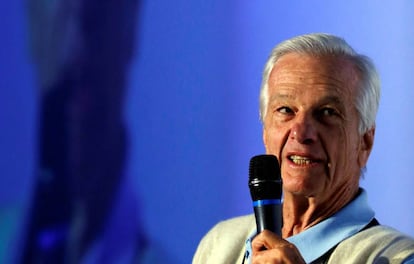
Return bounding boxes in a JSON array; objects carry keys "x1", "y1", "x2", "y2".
[{"x1": 268, "y1": 53, "x2": 360, "y2": 99}]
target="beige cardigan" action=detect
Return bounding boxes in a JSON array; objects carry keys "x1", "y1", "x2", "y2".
[{"x1": 193, "y1": 214, "x2": 414, "y2": 264}]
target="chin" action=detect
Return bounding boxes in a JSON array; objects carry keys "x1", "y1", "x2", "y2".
[{"x1": 283, "y1": 182, "x2": 320, "y2": 198}]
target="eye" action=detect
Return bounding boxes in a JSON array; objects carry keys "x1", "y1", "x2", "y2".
[
  {"x1": 321, "y1": 107, "x2": 337, "y2": 116},
  {"x1": 277, "y1": 106, "x2": 294, "y2": 114}
]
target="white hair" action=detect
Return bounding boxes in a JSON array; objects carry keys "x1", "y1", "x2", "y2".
[{"x1": 259, "y1": 33, "x2": 381, "y2": 134}]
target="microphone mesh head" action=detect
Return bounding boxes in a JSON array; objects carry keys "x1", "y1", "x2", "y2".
[
  {"x1": 249, "y1": 155, "x2": 280, "y2": 181},
  {"x1": 248, "y1": 155, "x2": 282, "y2": 200}
]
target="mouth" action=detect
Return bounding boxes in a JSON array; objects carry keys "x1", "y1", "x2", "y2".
[{"x1": 288, "y1": 155, "x2": 319, "y2": 166}]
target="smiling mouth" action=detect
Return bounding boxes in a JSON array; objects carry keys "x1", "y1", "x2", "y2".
[{"x1": 289, "y1": 155, "x2": 317, "y2": 165}]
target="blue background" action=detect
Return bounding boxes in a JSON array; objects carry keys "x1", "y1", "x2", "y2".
[{"x1": 1, "y1": 1, "x2": 413, "y2": 263}]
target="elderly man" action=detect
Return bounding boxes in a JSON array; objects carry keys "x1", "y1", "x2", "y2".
[{"x1": 193, "y1": 33, "x2": 414, "y2": 263}]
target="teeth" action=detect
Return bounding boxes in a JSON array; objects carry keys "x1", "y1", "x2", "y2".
[{"x1": 290, "y1": 155, "x2": 312, "y2": 165}]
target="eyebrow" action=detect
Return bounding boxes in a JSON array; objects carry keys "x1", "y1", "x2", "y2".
[
  {"x1": 320, "y1": 95, "x2": 344, "y2": 105},
  {"x1": 268, "y1": 93, "x2": 346, "y2": 108}
]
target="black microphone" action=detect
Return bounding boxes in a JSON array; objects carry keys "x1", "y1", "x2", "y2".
[{"x1": 248, "y1": 154, "x2": 282, "y2": 236}]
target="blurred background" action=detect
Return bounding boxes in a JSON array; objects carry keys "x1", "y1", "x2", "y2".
[{"x1": 1, "y1": 0, "x2": 413, "y2": 263}]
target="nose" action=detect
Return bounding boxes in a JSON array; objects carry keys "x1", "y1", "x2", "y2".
[{"x1": 290, "y1": 117, "x2": 317, "y2": 144}]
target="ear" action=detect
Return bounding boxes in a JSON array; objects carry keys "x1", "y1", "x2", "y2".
[
  {"x1": 357, "y1": 127, "x2": 375, "y2": 168},
  {"x1": 262, "y1": 127, "x2": 268, "y2": 152}
]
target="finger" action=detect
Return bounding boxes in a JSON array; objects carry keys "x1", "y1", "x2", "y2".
[
  {"x1": 252, "y1": 230, "x2": 285, "y2": 251},
  {"x1": 251, "y1": 230, "x2": 306, "y2": 264},
  {"x1": 253, "y1": 248, "x2": 306, "y2": 264}
]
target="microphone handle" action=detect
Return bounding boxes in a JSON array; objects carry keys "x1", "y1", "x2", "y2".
[{"x1": 253, "y1": 202, "x2": 282, "y2": 236}]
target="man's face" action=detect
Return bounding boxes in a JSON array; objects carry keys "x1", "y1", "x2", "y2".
[{"x1": 262, "y1": 53, "x2": 374, "y2": 201}]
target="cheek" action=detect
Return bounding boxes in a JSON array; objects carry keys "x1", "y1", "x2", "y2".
[
  {"x1": 330, "y1": 126, "x2": 360, "y2": 179},
  {"x1": 263, "y1": 127, "x2": 285, "y2": 157}
]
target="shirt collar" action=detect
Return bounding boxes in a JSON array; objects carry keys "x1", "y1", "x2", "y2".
[{"x1": 245, "y1": 188, "x2": 375, "y2": 263}]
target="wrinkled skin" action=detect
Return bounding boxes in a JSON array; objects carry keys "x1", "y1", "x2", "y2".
[{"x1": 254, "y1": 53, "x2": 375, "y2": 263}]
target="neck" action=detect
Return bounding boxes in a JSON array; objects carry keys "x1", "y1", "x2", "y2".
[{"x1": 281, "y1": 187, "x2": 359, "y2": 238}]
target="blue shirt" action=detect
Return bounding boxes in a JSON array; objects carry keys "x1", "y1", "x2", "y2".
[{"x1": 244, "y1": 189, "x2": 414, "y2": 264}]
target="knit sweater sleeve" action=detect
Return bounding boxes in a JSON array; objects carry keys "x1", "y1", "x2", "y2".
[
  {"x1": 192, "y1": 214, "x2": 255, "y2": 264},
  {"x1": 328, "y1": 225, "x2": 414, "y2": 264}
]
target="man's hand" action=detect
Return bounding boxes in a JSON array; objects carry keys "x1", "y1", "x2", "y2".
[{"x1": 251, "y1": 230, "x2": 305, "y2": 264}]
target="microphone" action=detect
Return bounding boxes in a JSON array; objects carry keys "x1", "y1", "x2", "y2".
[{"x1": 248, "y1": 154, "x2": 282, "y2": 236}]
